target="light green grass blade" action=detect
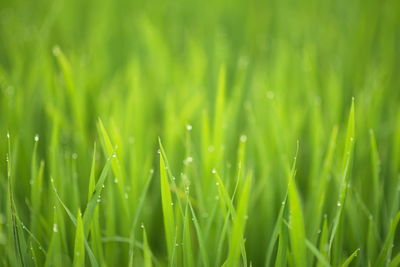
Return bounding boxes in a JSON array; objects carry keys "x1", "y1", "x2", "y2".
[
  {"x1": 318, "y1": 216, "x2": 329, "y2": 267},
  {"x1": 223, "y1": 173, "x2": 251, "y2": 267},
  {"x1": 51, "y1": 178, "x2": 99, "y2": 267},
  {"x1": 288, "y1": 173, "x2": 307, "y2": 267},
  {"x1": 389, "y1": 252, "x2": 400, "y2": 267},
  {"x1": 183, "y1": 203, "x2": 194, "y2": 267},
  {"x1": 159, "y1": 140, "x2": 175, "y2": 260},
  {"x1": 142, "y1": 226, "x2": 153, "y2": 267},
  {"x1": 73, "y1": 210, "x2": 85, "y2": 267},
  {"x1": 306, "y1": 239, "x2": 331, "y2": 267},
  {"x1": 82, "y1": 154, "x2": 112, "y2": 236},
  {"x1": 329, "y1": 99, "x2": 355, "y2": 260},
  {"x1": 375, "y1": 212, "x2": 400, "y2": 267},
  {"x1": 274, "y1": 225, "x2": 288, "y2": 267},
  {"x1": 188, "y1": 201, "x2": 209, "y2": 267},
  {"x1": 341, "y1": 248, "x2": 360, "y2": 267}
]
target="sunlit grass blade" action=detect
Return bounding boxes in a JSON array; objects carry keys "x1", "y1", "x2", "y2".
[
  {"x1": 188, "y1": 201, "x2": 209, "y2": 267},
  {"x1": 329, "y1": 98, "x2": 355, "y2": 261},
  {"x1": 128, "y1": 168, "x2": 154, "y2": 267},
  {"x1": 51, "y1": 178, "x2": 99, "y2": 267},
  {"x1": 159, "y1": 140, "x2": 175, "y2": 261},
  {"x1": 142, "y1": 226, "x2": 152, "y2": 267},
  {"x1": 223, "y1": 172, "x2": 252, "y2": 267},
  {"x1": 73, "y1": 210, "x2": 85, "y2": 267},
  {"x1": 183, "y1": 203, "x2": 194, "y2": 267},
  {"x1": 82, "y1": 154, "x2": 112, "y2": 236},
  {"x1": 288, "y1": 172, "x2": 307, "y2": 267}
]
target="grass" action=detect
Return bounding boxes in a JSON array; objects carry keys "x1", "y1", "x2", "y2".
[{"x1": 0, "y1": 0, "x2": 400, "y2": 266}]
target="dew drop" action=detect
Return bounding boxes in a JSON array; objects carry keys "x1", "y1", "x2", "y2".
[
  {"x1": 53, "y1": 223, "x2": 58, "y2": 233},
  {"x1": 141, "y1": 223, "x2": 144, "y2": 229},
  {"x1": 215, "y1": 182, "x2": 219, "y2": 186},
  {"x1": 240, "y1": 135, "x2": 247, "y2": 143},
  {"x1": 114, "y1": 178, "x2": 118, "y2": 184},
  {"x1": 171, "y1": 202, "x2": 174, "y2": 206},
  {"x1": 266, "y1": 91, "x2": 275, "y2": 99},
  {"x1": 183, "y1": 157, "x2": 193, "y2": 165},
  {"x1": 72, "y1": 153, "x2": 78, "y2": 160},
  {"x1": 124, "y1": 193, "x2": 129, "y2": 199},
  {"x1": 211, "y1": 169, "x2": 217, "y2": 174},
  {"x1": 186, "y1": 124, "x2": 192, "y2": 131},
  {"x1": 34, "y1": 135, "x2": 39, "y2": 142},
  {"x1": 52, "y1": 46, "x2": 60, "y2": 56},
  {"x1": 337, "y1": 201, "x2": 341, "y2": 207},
  {"x1": 6, "y1": 132, "x2": 10, "y2": 139}
]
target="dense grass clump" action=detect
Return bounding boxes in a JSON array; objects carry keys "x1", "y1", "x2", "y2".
[{"x1": 1, "y1": 0, "x2": 400, "y2": 266}]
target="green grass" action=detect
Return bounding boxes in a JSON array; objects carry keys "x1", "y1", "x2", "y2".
[{"x1": 1, "y1": 0, "x2": 400, "y2": 266}]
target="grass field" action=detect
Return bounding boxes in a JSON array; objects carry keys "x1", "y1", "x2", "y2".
[{"x1": 1, "y1": 0, "x2": 400, "y2": 266}]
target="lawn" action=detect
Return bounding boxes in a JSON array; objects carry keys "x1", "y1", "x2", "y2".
[{"x1": 0, "y1": 0, "x2": 400, "y2": 266}]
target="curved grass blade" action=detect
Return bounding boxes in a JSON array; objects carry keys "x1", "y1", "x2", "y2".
[{"x1": 341, "y1": 248, "x2": 360, "y2": 267}]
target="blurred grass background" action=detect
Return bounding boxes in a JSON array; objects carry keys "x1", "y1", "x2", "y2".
[{"x1": 0, "y1": 0, "x2": 400, "y2": 266}]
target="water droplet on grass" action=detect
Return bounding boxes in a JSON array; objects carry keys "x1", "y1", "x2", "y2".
[
  {"x1": 337, "y1": 201, "x2": 341, "y2": 207},
  {"x1": 34, "y1": 135, "x2": 39, "y2": 142},
  {"x1": 52, "y1": 46, "x2": 61, "y2": 56},
  {"x1": 240, "y1": 135, "x2": 247, "y2": 142},
  {"x1": 183, "y1": 157, "x2": 193, "y2": 165},
  {"x1": 266, "y1": 91, "x2": 275, "y2": 99},
  {"x1": 186, "y1": 124, "x2": 192, "y2": 131},
  {"x1": 53, "y1": 224, "x2": 58, "y2": 232}
]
